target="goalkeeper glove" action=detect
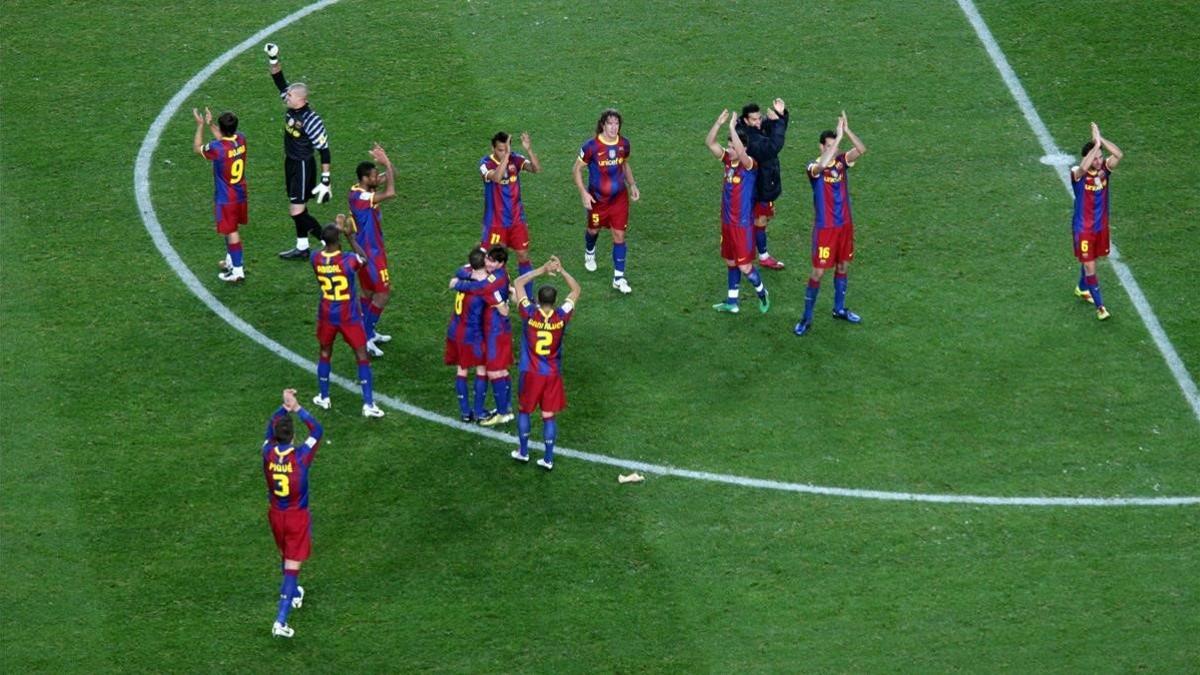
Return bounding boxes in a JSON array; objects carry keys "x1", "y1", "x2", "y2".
[
  {"x1": 264, "y1": 43, "x2": 280, "y2": 64},
  {"x1": 312, "y1": 173, "x2": 332, "y2": 203}
]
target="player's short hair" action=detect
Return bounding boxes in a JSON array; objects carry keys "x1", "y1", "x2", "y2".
[
  {"x1": 741, "y1": 103, "x2": 761, "y2": 120},
  {"x1": 595, "y1": 108, "x2": 622, "y2": 135},
  {"x1": 287, "y1": 82, "x2": 308, "y2": 98},
  {"x1": 819, "y1": 130, "x2": 837, "y2": 145},
  {"x1": 1081, "y1": 140, "x2": 1097, "y2": 157},
  {"x1": 273, "y1": 415, "x2": 294, "y2": 444},
  {"x1": 217, "y1": 111, "x2": 238, "y2": 136},
  {"x1": 491, "y1": 132, "x2": 510, "y2": 147},
  {"x1": 468, "y1": 248, "x2": 486, "y2": 270},
  {"x1": 486, "y1": 245, "x2": 508, "y2": 265},
  {"x1": 537, "y1": 285, "x2": 558, "y2": 305},
  {"x1": 320, "y1": 224, "x2": 340, "y2": 246},
  {"x1": 356, "y1": 161, "x2": 376, "y2": 180}
]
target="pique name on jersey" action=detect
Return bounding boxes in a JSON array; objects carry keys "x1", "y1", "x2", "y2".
[{"x1": 268, "y1": 461, "x2": 294, "y2": 474}]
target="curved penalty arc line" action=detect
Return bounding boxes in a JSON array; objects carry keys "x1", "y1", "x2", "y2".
[{"x1": 133, "y1": 0, "x2": 1199, "y2": 508}]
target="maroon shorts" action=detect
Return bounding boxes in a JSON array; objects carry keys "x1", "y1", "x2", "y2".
[
  {"x1": 445, "y1": 338, "x2": 484, "y2": 368},
  {"x1": 268, "y1": 508, "x2": 311, "y2": 561},
  {"x1": 1073, "y1": 227, "x2": 1110, "y2": 263},
  {"x1": 482, "y1": 221, "x2": 531, "y2": 252},
  {"x1": 720, "y1": 222, "x2": 755, "y2": 266},
  {"x1": 317, "y1": 321, "x2": 367, "y2": 349},
  {"x1": 753, "y1": 201, "x2": 775, "y2": 219},
  {"x1": 357, "y1": 255, "x2": 391, "y2": 293},
  {"x1": 812, "y1": 223, "x2": 855, "y2": 269},
  {"x1": 519, "y1": 371, "x2": 566, "y2": 414},
  {"x1": 587, "y1": 190, "x2": 629, "y2": 231},
  {"x1": 215, "y1": 201, "x2": 247, "y2": 235}
]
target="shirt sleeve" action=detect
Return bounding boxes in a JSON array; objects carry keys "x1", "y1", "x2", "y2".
[
  {"x1": 295, "y1": 408, "x2": 324, "y2": 466},
  {"x1": 303, "y1": 113, "x2": 329, "y2": 150},
  {"x1": 578, "y1": 141, "x2": 591, "y2": 163},
  {"x1": 479, "y1": 157, "x2": 491, "y2": 178},
  {"x1": 202, "y1": 140, "x2": 220, "y2": 160}
]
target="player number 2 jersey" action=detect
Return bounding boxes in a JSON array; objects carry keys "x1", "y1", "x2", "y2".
[{"x1": 518, "y1": 297, "x2": 573, "y2": 376}]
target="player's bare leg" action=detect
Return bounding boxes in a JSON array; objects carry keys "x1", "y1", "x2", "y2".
[
  {"x1": 312, "y1": 343, "x2": 333, "y2": 409},
  {"x1": 353, "y1": 344, "x2": 385, "y2": 417},
  {"x1": 272, "y1": 559, "x2": 302, "y2": 638},
  {"x1": 584, "y1": 226, "x2": 600, "y2": 272},
  {"x1": 611, "y1": 229, "x2": 631, "y2": 294},
  {"x1": 831, "y1": 261, "x2": 861, "y2": 324}
]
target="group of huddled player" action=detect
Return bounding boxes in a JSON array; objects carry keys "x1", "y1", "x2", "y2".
[{"x1": 189, "y1": 42, "x2": 1124, "y2": 638}]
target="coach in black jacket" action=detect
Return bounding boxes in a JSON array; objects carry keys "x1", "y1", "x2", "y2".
[{"x1": 737, "y1": 98, "x2": 789, "y2": 268}]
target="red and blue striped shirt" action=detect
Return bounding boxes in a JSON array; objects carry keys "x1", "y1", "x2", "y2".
[
  {"x1": 201, "y1": 133, "x2": 248, "y2": 205},
  {"x1": 518, "y1": 298, "x2": 573, "y2": 376},
  {"x1": 480, "y1": 153, "x2": 529, "y2": 231},
  {"x1": 1071, "y1": 165, "x2": 1111, "y2": 233},
  {"x1": 262, "y1": 407, "x2": 323, "y2": 511},
  {"x1": 808, "y1": 152, "x2": 854, "y2": 229},
  {"x1": 348, "y1": 185, "x2": 386, "y2": 260},
  {"x1": 579, "y1": 135, "x2": 630, "y2": 205},
  {"x1": 311, "y1": 250, "x2": 362, "y2": 326},
  {"x1": 721, "y1": 152, "x2": 757, "y2": 226}
]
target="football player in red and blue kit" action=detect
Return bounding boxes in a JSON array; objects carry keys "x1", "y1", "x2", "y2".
[
  {"x1": 511, "y1": 256, "x2": 580, "y2": 471},
  {"x1": 446, "y1": 249, "x2": 491, "y2": 423},
  {"x1": 452, "y1": 246, "x2": 515, "y2": 426},
  {"x1": 1070, "y1": 122, "x2": 1124, "y2": 321},
  {"x1": 481, "y1": 131, "x2": 541, "y2": 298},
  {"x1": 309, "y1": 215, "x2": 384, "y2": 418},
  {"x1": 705, "y1": 109, "x2": 769, "y2": 315},
  {"x1": 262, "y1": 388, "x2": 323, "y2": 638},
  {"x1": 573, "y1": 109, "x2": 640, "y2": 294},
  {"x1": 795, "y1": 112, "x2": 868, "y2": 337},
  {"x1": 193, "y1": 107, "x2": 248, "y2": 283},
  {"x1": 347, "y1": 143, "x2": 397, "y2": 355}
]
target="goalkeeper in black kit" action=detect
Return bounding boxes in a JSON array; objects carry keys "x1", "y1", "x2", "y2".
[{"x1": 265, "y1": 43, "x2": 334, "y2": 260}]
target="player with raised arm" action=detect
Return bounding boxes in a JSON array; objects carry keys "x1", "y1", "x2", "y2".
[
  {"x1": 794, "y1": 112, "x2": 868, "y2": 337},
  {"x1": 706, "y1": 109, "x2": 769, "y2": 314},
  {"x1": 262, "y1": 387, "x2": 324, "y2": 638},
  {"x1": 310, "y1": 215, "x2": 384, "y2": 418},
  {"x1": 737, "y1": 99, "x2": 789, "y2": 269},
  {"x1": 192, "y1": 107, "x2": 248, "y2": 283},
  {"x1": 348, "y1": 143, "x2": 397, "y2": 356},
  {"x1": 573, "y1": 109, "x2": 639, "y2": 294},
  {"x1": 511, "y1": 256, "x2": 580, "y2": 470},
  {"x1": 1070, "y1": 122, "x2": 1123, "y2": 321},
  {"x1": 480, "y1": 131, "x2": 541, "y2": 298},
  {"x1": 264, "y1": 43, "x2": 333, "y2": 261}
]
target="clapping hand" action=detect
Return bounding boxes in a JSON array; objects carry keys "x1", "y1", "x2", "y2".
[{"x1": 282, "y1": 388, "x2": 300, "y2": 412}]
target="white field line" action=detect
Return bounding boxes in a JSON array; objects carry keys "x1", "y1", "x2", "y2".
[
  {"x1": 132, "y1": 1, "x2": 1199, "y2": 507},
  {"x1": 957, "y1": 0, "x2": 1200, "y2": 423}
]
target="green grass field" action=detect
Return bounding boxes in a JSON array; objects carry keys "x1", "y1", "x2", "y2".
[{"x1": 3, "y1": 0, "x2": 1198, "y2": 671}]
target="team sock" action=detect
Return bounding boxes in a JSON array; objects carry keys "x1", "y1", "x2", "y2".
[
  {"x1": 455, "y1": 376, "x2": 470, "y2": 417},
  {"x1": 1085, "y1": 274, "x2": 1104, "y2": 308},
  {"x1": 517, "y1": 412, "x2": 531, "y2": 456},
  {"x1": 357, "y1": 360, "x2": 375, "y2": 406},
  {"x1": 227, "y1": 239, "x2": 244, "y2": 270},
  {"x1": 317, "y1": 358, "x2": 331, "y2": 399},
  {"x1": 834, "y1": 273, "x2": 848, "y2": 312},
  {"x1": 518, "y1": 260, "x2": 534, "y2": 300},
  {"x1": 584, "y1": 230, "x2": 599, "y2": 256},
  {"x1": 363, "y1": 302, "x2": 383, "y2": 340},
  {"x1": 726, "y1": 266, "x2": 742, "y2": 304},
  {"x1": 613, "y1": 242, "x2": 627, "y2": 278},
  {"x1": 1078, "y1": 265, "x2": 1088, "y2": 292},
  {"x1": 473, "y1": 376, "x2": 488, "y2": 418},
  {"x1": 754, "y1": 226, "x2": 768, "y2": 256},
  {"x1": 492, "y1": 376, "x2": 512, "y2": 414},
  {"x1": 276, "y1": 569, "x2": 299, "y2": 625},
  {"x1": 746, "y1": 267, "x2": 766, "y2": 299},
  {"x1": 803, "y1": 278, "x2": 821, "y2": 322},
  {"x1": 543, "y1": 417, "x2": 557, "y2": 464}
]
